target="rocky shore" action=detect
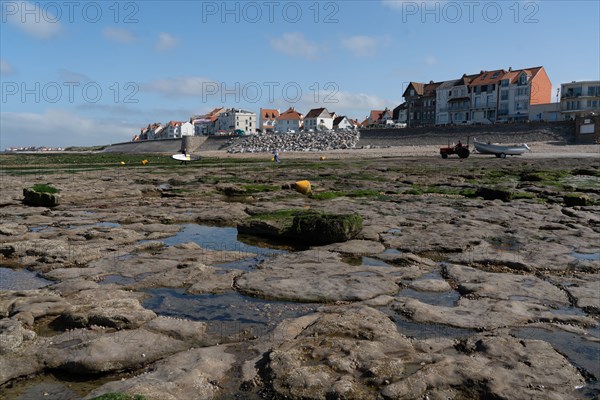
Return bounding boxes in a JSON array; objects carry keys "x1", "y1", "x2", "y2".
[{"x1": 0, "y1": 151, "x2": 598, "y2": 399}]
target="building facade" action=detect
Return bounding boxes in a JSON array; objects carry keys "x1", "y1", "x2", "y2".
[
  {"x1": 333, "y1": 116, "x2": 354, "y2": 130},
  {"x1": 304, "y1": 108, "x2": 334, "y2": 131},
  {"x1": 274, "y1": 107, "x2": 304, "y2": 133},
  {"x1": 259, "y1": 108, "x2": 280, "y2": 133},
  {"x1": 166, "y1": 121, "x2": 183, "y2": 138},
  {"x1": 216, "y1": 109, "x2": 257, "y2": 133},
  {"x1": 497, "y1": 66, "x2": 552, "y2": 122},
  {"x1": 561, "y1": 81, "x2": 600, "y2": 119}
]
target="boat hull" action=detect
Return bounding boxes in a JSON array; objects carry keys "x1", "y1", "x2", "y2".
[{"x1": 473, "y1": 141, "x2": 529, "y2": 156}]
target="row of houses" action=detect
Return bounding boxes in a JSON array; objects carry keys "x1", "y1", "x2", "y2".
[
  {"x1": 388, "y1": 67, "x2": 599, "y2": 127},
  {"x1": 134, "y1": 70, "x2": 599, "y2": 140},
  {"x1": 259, "y1": 107, "x2": 358, "y2": 133},
  {"x1": 136, "y1": 107, "x2": 360, "y2": 141}
]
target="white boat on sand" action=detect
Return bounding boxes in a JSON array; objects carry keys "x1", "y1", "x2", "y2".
[{"x1": 473, "y1": 138, "x2": 531, "y2": 158}]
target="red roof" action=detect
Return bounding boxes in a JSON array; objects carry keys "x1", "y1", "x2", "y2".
[
  {"x1": 277, "y1": 107, "x2": 303, "y2": 121},
  {"x1": 260, "y1": 108, "x2": 280, "y2": 119},
  {"x1": 369, "y1": 110, "x2": 384, "y2": 122},
  {"x1": 468, "y1": 69, "x2": 507, "y2": 87}
]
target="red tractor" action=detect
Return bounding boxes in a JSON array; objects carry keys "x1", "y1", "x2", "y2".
[{"x1": 440, "y1": 139, "x2": 470, "y2": 159}]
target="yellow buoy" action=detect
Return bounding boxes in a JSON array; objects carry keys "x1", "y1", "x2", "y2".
[
  {"x1": 320, "y1": 156, "x2": 326, "y2": 161},
  {"x1": 120, "y1": 161, "x2": 126, "y2": 165},
  {"x1": 294, "y1": 180, "x2": 312, "y2": 195},
  {"x1": 141, "y1": 159, "x2": 149, "y2": 165}
]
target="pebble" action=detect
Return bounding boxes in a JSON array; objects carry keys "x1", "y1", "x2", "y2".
[{"x1": 226, "y1": 131, "x2": 361, "y2": 153}]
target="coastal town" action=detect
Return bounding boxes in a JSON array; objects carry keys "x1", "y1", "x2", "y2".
[{"x1": 133, "y1": 67, "x2": 599, "y2": 142}]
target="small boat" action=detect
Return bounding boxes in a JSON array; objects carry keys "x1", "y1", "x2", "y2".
[
  {"x1": 473, "y1": 138, "x2": 531, "y2": 158},
  {"x1": 171, "y1": 153, "x2": 201, "y2": 163}
]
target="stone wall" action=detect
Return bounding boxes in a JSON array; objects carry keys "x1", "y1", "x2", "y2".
[{"x1": 358, "y1": 121, "x2": 575, "y2": 147}]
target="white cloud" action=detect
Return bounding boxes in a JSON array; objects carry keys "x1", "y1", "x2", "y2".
[
  {"x1": 102, "y1": 27, "x2": 137, "y2": 44},
  {"x1": 425, "y1": 55, "x2": 438, "y2": 65},
  {"x1": 4, "y1": 1, "x2": 62, "y2": 39},
  {"x1": 58, "y1": 69, "x2": 91, "y2": 83},
  {"x1": 323, "y1": 91, "x2": 397, "y2": 119},
  {"x1": 143, "y1": 77, "x2": 217, "y2": 97},
  {"x1": 341, "y1": 35, "x2": 391, "y2": 58},
  {"x1": 0, "y1": 110, "x2": 136, "y2": 148},
  {"x1": 0, "y1": 59, "x2": 15, "y2": 76},
  {"x1": 269, "y1": 33, "x2": 320, "y2": 60},
  {"x1": 155, "y1": 32, "x2": 180, "y2": 52}
]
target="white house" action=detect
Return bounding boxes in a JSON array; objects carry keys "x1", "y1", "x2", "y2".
[
  {"x1": 304, "y1": 108, "x2": 334, "y2": 131},
  {"x1": 181, "y1": 121, "x2": 195, "y2": 137},
  {"x1": 333, "y1": 116, "x2": 353, "y2": 130},
  {"x1": 274, "y1": 107, "x2": 304, "y2": 133},
  {"x1": 216, "y1": 108, "x2": 257, "y2": 133},
  {"x1": 259, "y1": 108, "x2": 280, "y2": 133}
]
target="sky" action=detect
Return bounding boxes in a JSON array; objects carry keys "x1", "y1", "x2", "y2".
[{"x1": 1, "y1": 0, "x2": 599, "y2": 148}]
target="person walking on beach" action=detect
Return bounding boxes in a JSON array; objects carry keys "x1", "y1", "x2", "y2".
[{"x1": 273, "y1": 148, "x2": 281, "y2": 163}]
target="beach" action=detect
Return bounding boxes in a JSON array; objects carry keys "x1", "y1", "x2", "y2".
[{"x1": 0, "y1": 146, "x2": 598, "y2": 399}]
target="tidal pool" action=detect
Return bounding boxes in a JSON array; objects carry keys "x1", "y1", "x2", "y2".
[{"x1": 0, "y1": 267, "x2": 52, "y2": 290}]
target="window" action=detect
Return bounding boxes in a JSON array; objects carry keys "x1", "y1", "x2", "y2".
[
  {"x1": 500, "y1": 90, "x2": 508, "y2": 100},
  {"x1": 487, "y1": 95, "x2": 494, "y2": 106},
  {"x1": 519, "y1": 74, "x2": 527, "y2": 85},
  {"x1": 410, "y1": 89, "x2": 415, "y2": 96},
  {"x1": 573, "y1": 87, "x2": 582, "y2": 97},
  {"x1": 588, "y1": 86, "x2": 600, "y2": 96},
  {"x1": 517, "y1": 87, "x2": 529, "y2": 96},
  {"x1": 501, "y1": 79, "x2": 509, "y2": 87}
]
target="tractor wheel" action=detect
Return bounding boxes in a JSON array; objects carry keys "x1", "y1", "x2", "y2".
[
  {"x1": 441, "y1": 153, "x2": 448, "y2": 159},
  {"x1": 457, "y1": 148, "x2": 470, "y2": 159},
  {"x1": 500, "y1": 153, "x2": 507, "y2": 159}
]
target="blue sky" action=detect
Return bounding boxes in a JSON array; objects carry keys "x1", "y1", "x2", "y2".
[{"x1": 1, "y1": 0, "x2": 599, "y2": 148}]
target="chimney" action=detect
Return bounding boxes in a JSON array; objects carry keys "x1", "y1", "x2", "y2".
[
  {"x1": 429, "y1": 80, "x2": 434, "y2": 84},
  {"x1": 508, "y1": 67, "x2": 512, "y2": 72}
]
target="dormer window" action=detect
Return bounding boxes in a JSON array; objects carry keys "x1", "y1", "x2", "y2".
[{"x1": 519, "y1": 74, "x2": 527, "y2": 85}]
